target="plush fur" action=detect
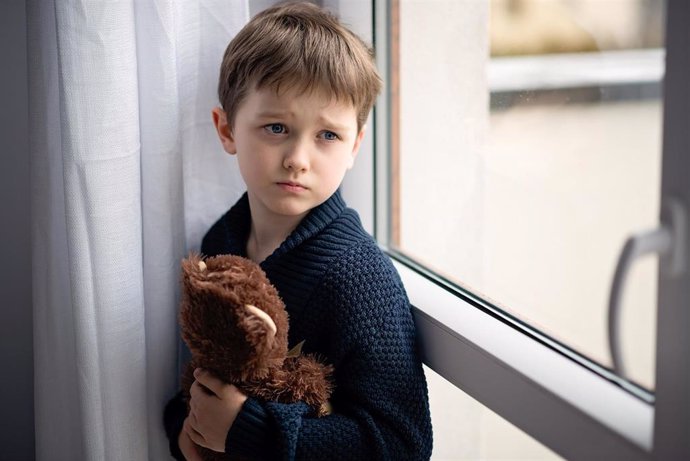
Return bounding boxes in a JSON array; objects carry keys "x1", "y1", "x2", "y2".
[{"x1": 179, "y1": 253, "x2": 333, "y2": 460}]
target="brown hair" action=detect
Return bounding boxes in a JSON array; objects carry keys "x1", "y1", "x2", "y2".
[{"x1": 218, "y1": 1, "x2": 382, "y2": 131}]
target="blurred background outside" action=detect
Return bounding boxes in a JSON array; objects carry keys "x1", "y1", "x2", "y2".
[{"x1": 393, "y1": 1, "x2": 665, "y2": 459}]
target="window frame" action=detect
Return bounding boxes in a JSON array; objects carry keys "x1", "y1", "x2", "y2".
[
  {"x1": 340, "y1": 0, "x2": 690, "y2": 459},
  {"x1": 651, "y1": 1, "x2": 690, "y2": 458}
]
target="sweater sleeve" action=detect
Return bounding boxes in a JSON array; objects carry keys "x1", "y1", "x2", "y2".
[
  {"x1": 224, "y1": 397, "x2": 278, "y2": 459},
  {"x1": 224, "y1": 242, "x2": 433, "y2": 460},
  {"x1": 163, "y1": 391, "x2": 187, "y2": 461}
]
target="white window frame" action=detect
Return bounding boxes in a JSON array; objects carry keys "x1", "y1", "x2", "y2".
[{"x1": 340, "y1": 0, "x2": 690, "y2": 459}]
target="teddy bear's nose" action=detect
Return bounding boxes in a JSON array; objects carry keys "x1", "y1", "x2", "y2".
[{"x1": 245, "y1": 304, "x2": 277, "y2": 337}]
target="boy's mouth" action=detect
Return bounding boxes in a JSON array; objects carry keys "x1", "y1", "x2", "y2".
[{"x1": 277, "y1": 181, "x2": 308, "y2": 192}]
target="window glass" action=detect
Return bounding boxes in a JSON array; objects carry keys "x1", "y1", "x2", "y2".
[{"x1": 391, "y1": 0, "x2": 665, "y2": 390}]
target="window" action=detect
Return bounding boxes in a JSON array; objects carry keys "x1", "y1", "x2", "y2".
[
  {"x1": 392, "y1": 0, "x2": 664, "y2": 392},
  {"x1": 342, "y1": 0, "x2": 690, "y2": 459}
]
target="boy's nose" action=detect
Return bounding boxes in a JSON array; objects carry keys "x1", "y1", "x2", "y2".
[{"x1": 283, "y1": 141, "x2": 310, "y2": 172}]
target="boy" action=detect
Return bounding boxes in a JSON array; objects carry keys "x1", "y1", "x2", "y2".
[{"x1": 164, "y1": 2, "x2": 433, "y2": 460}]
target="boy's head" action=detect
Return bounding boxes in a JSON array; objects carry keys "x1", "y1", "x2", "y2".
[{"x1": 217, "y1": 1, "x2": 382, "y2": 132}]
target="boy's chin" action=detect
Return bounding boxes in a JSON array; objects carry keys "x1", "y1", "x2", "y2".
[
  {"x1": 252, "y1": 189, "x2": 334, "y2": 218},
  {"x1": 266, "y1": 199, "x2": 317, "y2": 219}
]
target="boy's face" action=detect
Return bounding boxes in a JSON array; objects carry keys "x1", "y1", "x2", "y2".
[{"x1": 213, "y1": 85, "x2": 365, "y2": 223}]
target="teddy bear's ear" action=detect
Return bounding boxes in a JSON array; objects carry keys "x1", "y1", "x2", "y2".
[
  {"x1": 234, "y1": 302, "x2": 286, "y2": 375},
  {"x1": 245, "y1": 304, "x2": 277, "y2": 338}
]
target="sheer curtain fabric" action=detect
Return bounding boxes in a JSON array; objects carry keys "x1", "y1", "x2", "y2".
[{"x1": 28, "y1": 1, "x2": 248, "y2": 459}]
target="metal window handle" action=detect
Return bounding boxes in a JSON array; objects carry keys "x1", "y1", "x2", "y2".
[{"x1": 608, "y1": 197, "x2": 687, "y2": 379}]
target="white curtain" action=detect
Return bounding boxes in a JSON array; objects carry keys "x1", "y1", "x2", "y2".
[{"x1": 28, "y1": 1, "x2": 248, "y2": 459}]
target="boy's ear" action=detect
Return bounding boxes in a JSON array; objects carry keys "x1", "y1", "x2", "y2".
[
  {"x1": 211, "y1": 107, "x2": 237, "y2": 155},
  {"x1": 348, "y1": 125, "x2": 367, "y2": 169}
]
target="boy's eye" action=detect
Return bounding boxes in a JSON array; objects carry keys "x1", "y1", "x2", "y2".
[
  {"x1": 264, "y1": 124, "x2": 287, "y2": 135},
  {"x1": 320, "y1": 131, "x2": 339, "y2": 141}
]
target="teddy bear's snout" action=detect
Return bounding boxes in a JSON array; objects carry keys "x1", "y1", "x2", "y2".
[{"x1": 245, "y1": 304, "x2": 277, "y2": 338}]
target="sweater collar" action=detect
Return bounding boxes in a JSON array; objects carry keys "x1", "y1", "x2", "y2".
[{"x1": 222, "y1": 189, "x2": 347, "y2": 266}]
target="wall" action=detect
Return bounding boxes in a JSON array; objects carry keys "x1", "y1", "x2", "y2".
[{"x1": 0, "y1": 0, "x2": 35, "y2": 460}]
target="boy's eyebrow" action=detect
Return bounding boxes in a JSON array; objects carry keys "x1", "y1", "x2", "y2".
[
  {"x1": 256, "y1": 111, "x2": 352, "y2": 132},
  {"x1": 316, "y1": 115, "x2": 351, "y2": 132},
  {"x1": 256, "y1": 110, "x2": 293, "y2": 119}
]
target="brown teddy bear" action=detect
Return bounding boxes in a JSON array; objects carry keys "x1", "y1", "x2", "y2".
[{"x1": 179, "y1": 253, "x2": 333, "y2": 460}]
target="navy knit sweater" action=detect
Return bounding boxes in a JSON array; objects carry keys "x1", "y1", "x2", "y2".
[{"x1": 164, "y1": 190, "x2": 432, "y2": 460}]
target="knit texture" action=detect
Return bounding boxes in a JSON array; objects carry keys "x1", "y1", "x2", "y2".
[{"x1": 164, "y1": 190, "x2": 433, "y2": 460}]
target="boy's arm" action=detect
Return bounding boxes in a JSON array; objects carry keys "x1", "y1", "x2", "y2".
[
  {"x1": 163, "y1": 330, "x2": 195, "y2": 459},
  {"x1": 163, "y1": 391, "x2": 188, "y2": 460},
  {"x1": 225, "y1": 243, "x2": 433, "y2": 460}
]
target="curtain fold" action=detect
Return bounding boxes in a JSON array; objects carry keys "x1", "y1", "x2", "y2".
[
  {"x1": 135, "y1": 1, "x2": 185, "y2": 459},
  {"x1": 29, "y1": 1, "x2": 249, "y2": 459}
]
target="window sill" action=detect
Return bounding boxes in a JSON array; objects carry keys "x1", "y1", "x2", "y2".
[{"x1": 392, "y1": 256, "x2": 653, "y2": 460}]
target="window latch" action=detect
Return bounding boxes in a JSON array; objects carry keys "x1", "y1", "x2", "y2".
[{"x1": 608, "y1": 196, "x2": 686, "y2": 379}]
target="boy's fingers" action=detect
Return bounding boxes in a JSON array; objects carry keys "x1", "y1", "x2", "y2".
[
  {"x1": 184, "y1": 417, "x2": 209, "y2": 449},
  {"x1": 193, "y1": 368, "x2": 225, "y2": 397},
  {"x1": 189, "y1": 380, "x2": 207, "y2": 401},
  {"x1": 187, "y1": 413, "x2": 206, "y2": 440}
]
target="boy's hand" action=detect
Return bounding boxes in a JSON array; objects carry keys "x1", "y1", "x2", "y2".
[
  {"x1": 185, "y1": 368, "x2": 248, "y2": 453},
  {"x1": 178, "y1": 426, "x2": 203, "y2": 461}
]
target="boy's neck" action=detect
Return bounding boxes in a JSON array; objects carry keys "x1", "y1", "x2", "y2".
[{"x1": 246, "y1": 196, "x2": 308, "y2": 264}]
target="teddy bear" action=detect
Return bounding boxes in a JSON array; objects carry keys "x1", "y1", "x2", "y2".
[{"x1": 179, "y1": 253, "x2": 334, "y2": 460}]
